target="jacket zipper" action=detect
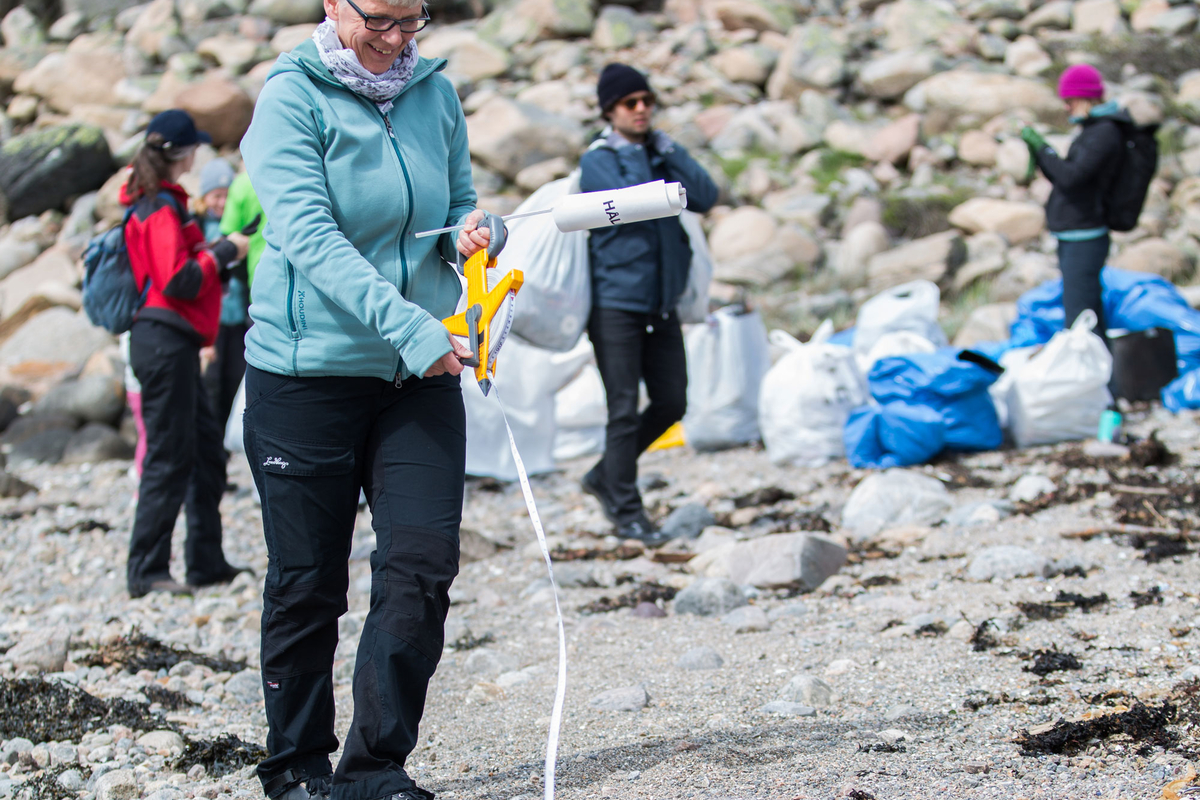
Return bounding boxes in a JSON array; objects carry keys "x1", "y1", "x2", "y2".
[
  {"x1": 285, "y1": 260, "x2": 299, "y2": 339},
  {"x1": 382, "y1": 109, "x2": 416, "y2": 384}
]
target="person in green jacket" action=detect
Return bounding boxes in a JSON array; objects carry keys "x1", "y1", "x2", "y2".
[{"x1": 238, "y1": 3, "x2": 497, "y2": 800}]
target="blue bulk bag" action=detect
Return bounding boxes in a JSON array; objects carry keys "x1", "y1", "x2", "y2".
[
  {"x1": 867, "y1": 349, "x2": 1004, "y2": 452},
  {"x1": 1163, "y1": 368, "x2": 1200, "y2": 412},
  {"x1": 844, "y1": 403, "x2": 945, "y2": 469}
]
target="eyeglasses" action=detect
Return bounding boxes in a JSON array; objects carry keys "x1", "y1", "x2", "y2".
[
  {"x1": 617, "y1": 94, "x2": 656, "y2": 111},
  {"x1": 344, "y1": 0, "x2": 430, "y2": 32}
]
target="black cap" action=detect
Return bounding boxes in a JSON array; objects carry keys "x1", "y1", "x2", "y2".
[
  {"x1": 145, "y1": 109, "x2": 211, "y2": 152},
  {"x1": 597, "y1": 63, "x2": 651, "y2": 113}
]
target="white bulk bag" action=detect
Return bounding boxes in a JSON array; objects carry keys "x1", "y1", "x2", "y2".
[
  {"x1": 987, "y1": 345, "x2": 1037, "y2": 430},
  {"x1": 464, "y1": 336, "x2": 592, "y2": 480},
  {"x1": 682, "y1": 306, "x2": 771, "y2": 451},
  {"x1": 676, "y1": 210, "x2": 714, "y2": 324},
  {"x1": 854, "y1": 280, "x2": 947, "y2": 355},
  {"x1": 554, "y1": 361, "x2": 607, "y2": 462},
  {"x1": 1006, "y1": 310, "x2": 1113, "y2": 447},
  {"x1": 224, "y1": 375, "x2": 246, "y2": 453},
  {"x1": 759, "y1": 321, "x2": 869, "y2": 466},
  {"x1": 501, "y1": 173, "x2": 591, "y2": 353}
]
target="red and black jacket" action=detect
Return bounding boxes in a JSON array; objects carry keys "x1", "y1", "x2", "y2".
[{"x1": 120, "y1": 178, "x2": 237, "y2": 346}]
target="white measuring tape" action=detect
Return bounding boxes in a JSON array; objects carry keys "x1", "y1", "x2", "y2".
[{"x1": 491, "y1": 386, "x2": 567, "y2": 800}]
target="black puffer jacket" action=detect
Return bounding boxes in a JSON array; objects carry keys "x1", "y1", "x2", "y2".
[{"x1": 1034, "y1": 106, "x2": 1130, "y2": 232}]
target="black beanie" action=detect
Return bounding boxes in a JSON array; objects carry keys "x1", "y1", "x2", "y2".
[{"x1": 597, "y1": 63, "x2": 651, "y2": 113}]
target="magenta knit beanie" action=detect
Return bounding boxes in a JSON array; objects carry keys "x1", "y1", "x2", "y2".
[{"x1": 1058, "y1": 64, "x2": 1104, "y2": 99}]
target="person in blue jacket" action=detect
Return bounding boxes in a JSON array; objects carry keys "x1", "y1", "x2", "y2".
[
  {"x1": 578, "y1": 63, "x2": 718, "y2": 545},
  {"x1": 238, "y1": 2, "x2": 495, "y2": 800}
]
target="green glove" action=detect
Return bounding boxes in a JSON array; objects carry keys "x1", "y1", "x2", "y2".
[
  {"x1": 1020, "y1": 126, "x2": 1045, "y2": 182},
  {"x1": 1020, "y1": 126, "x2": 1046, "y2": 152}
]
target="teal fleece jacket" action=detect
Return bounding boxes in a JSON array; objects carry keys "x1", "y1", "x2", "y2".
[{"x1": 240, "y1": 40, "x2": 475, "y2": 381}]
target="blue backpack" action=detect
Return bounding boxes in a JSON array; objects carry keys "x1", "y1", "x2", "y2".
[{"x1": 82, "y1": 192, "x2": 183, "y2": 334}]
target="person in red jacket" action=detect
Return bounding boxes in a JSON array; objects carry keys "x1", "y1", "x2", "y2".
[{"x1": 122, "y1": 110, "x2": 249, "y2": 598}]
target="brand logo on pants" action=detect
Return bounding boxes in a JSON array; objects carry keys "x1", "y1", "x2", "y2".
[
  {"x1": 264, "y1": 457, "x2": 290, "y2": 469},
  {"x1": 267, "y1": 681, "x2": 280, "y2": 690}
]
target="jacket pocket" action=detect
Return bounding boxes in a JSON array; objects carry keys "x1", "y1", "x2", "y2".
[
  {"x1": 595, "y1": 228, "x2": 655, "y2": 267},
  {"x1": 284, "y1": 260, "x2": 303, "y2": 341}
]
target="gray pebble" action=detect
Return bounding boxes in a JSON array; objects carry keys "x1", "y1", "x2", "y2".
[
  {"x1": 675, "y1": 646, "x2": 723, "y2": 670},
  {"x1": 57, "y1": 770, "x2": 84, "y2": 791},
  {"x1": 759, "y1": 701, "x2": 816, "y2": 716},
  {"x1": 674, "y1": 577, "x2": 748, "y2": 616},
  {"x1": 589, "y1": 684, "x2": 648, "y2": 712},
  {"x1": 659, "y1": 503, "x2": 716, "y2": 540},
  {"x1": 778, "y1": 675, "x2": 834, "y2": 707},
  {"x1": 720, "y1": 605, "x2": 770, "y2": 632}
]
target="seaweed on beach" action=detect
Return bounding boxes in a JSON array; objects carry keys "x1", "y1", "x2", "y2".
[
  {"x1": 1023, "y1": 648, "x2": 1082, "y2": 676},
  {"x1": 78, "y1": 630, "x2": 246, "y2": 675},
  {"x1": 1016, "y1": 701, "x2": 1176, "y2": 756},
  {"x1": 142, "y1": 683, "x2": 196, "y2": 711},
  {"x1": 0, "y1": 678, "x2": 170, "y2": 742},
  {"x1": 173, "y1": 734, "x2": 267, "y2": 778},
  {"x1": 579, "y1": 581, "x2": 677, "y2": 614},
  {"x1": 1017, "y1": 591, "x2": 1109, "y2": 620},
  {"x1": 970, "y1": 619, "x2": 1004, "y2": 652}
]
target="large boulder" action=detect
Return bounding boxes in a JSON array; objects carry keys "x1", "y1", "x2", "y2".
[
  {"x1": 948, "y1": 198, "x2": 1044, "y2": 245},
  {"x1": 248, "y1": 0, "x2": 324, "y2": 23},
  {"x1": 904, "y1": 70, "x2": 1062, "y2": 123},
  {"x1": 125, "y1": 0, "x2": 186, "y2": 61},
  {"x1": 836, "y1": 220, "x2": 890, "y2": 286},
  {"x1": 466, "y1": 97, "x2": 584, "y2": 180},
  {"x1": 5, "y1": 626, "x2": 69, "y2": 673},
  {"x1": 708, "y1": 0, "x2": 795, "y2": 32},
  {"x1": 482, "y1": 0, "x2": 594, "y2": 44},
  {"x1": 866, "y1": 229, "x2": 965, "y2": 291},
  {"x1": 34, "y1": 374, "x2": 125, "y2": 425},
  {"x1": 865, "y1": 113, "x2": 922, "y2": 164},
  {"x1": 419, "y1": 29, "x2": 511, "y2": 82},
  {"x1": 61, "y1": 422, "x2": 134, "y2": 464},
  {"x1": 1072, "y1": 0, "x2": 1125, "y2": 34},
  {"x1": 952, "y1": 302, "x2": 1017, "y2": 347},
  {"x1": 842, "y1": 469, "x2": 953, "y2": 540},
  {"x1": 701, "y1": 532, "x2": 847, "y2": 590},
  {"x1": 1111, "y1": 238, "x2": 1193, "y2": 282},
  {"x1": 0, "y1": 307, "x2": 113, "y2": 379},
  {"x1": 0, "y1": 124, "x2": 114, "y2": 221},
  {"x1": 0, "y1": 217, "x2": 58, "y2": 283},
  {"x1": 857, "y1": 49, "x2": 942, "y2": 99},
  {"x1": 175, "y1": 77, "x2": 254, "y2": 147},
  {"x1": 881, "y1": 0, "x2": 961, "y2": 49},
  {"x1": 766, "y1": 23, "x2": 848, "y2": 100},
  {"x1": 592, "y1": 5, "x2": 656, "y2": 49},
  {"x1": 711, "y1": 44, "x2": 777, "y2": 86}
]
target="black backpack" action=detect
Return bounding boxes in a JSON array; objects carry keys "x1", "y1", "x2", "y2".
[
  {"x1": 82, "y1": 192, "x2": 184, "y2": 334},
  {"x1": 1104, "y1": 119, "x2": 1158, "y2": 233}
]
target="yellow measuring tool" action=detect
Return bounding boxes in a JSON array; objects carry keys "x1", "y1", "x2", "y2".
[{"x1": 441, "y1": 213, "x2": 523, "y2": 396}]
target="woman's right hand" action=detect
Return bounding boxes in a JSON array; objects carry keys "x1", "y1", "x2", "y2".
[{"x1": 424, "y1": 335, "x2": 474, "y2": 378}]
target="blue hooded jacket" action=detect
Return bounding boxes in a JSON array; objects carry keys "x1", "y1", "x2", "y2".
[
  {"x1": 240, "y1": 40, "x2": 475, "y2": 381},
  {"x1": 580, "y1": 131, "x2": 718, "y2": 315}
]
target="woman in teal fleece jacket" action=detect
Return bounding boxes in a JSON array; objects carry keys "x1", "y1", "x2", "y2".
[{"x1": 238, "y1": 3, "x2": 494, "y2": 800}]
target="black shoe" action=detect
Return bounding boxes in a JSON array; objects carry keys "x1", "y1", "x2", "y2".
[
  {"x1": 190, "y1": 564, "x2": 252, "y2": 589},
  {"x1": 128, "y1": 579, "x2": 193, "y2": 599},
  {"x1": 382, "y1": 788, "x2": 434, "y2": 800},
  {"x1": 617, "y1": 512, "x2": 671, "y2": 548},
  {"x1": 581, "y1": 467, "x2": 620, "y2": 525},
  {"x1": 275, "y1": 775, "x2": 331, "y2": 800}
]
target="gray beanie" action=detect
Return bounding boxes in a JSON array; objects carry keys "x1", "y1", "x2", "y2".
[{"x1": 199, "y1": 158, "x2": 235, "y2": 197}]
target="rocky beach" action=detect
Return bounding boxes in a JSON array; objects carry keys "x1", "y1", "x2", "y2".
[
  {"x1": 0, "y1": 0, "x2": 1198, "y2": 797},
  {"x1": 2, "y1": 406, "x2": 1200, "y2": 799}
]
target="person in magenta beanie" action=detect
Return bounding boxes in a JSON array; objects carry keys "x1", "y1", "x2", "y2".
[{"x1": 1020, "y1": 63, "x2": 1129, "y2": 338}]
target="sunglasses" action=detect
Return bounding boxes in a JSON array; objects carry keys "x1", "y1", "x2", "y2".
[
  {"x1": 616, "y1": 94, "x2": 656, "y2": 111},
  {"x1": 345, "y1": 0, "x2": 430, "y2": 32}
]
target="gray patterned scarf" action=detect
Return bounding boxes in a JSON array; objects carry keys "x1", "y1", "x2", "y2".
[{"x1": 312, "y1": 19, "x2": 418, "y2": 112}]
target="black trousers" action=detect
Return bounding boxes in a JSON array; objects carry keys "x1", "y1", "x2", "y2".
[
  {"x1": 127, "y1": 319, "x2": 230, "y2": 592},
  {"x1": 204, "y1": 322, "x2": 248, "y2": 433},
  {"x1": 243, "y1": 366, "x2": 466, "y2": 800},
  {"x1": 587, "y1": 307, "x2": 687, "y2": 522},
  {"x1": 1059, "y1": 234, "x2": 1111, "y2": 333}
]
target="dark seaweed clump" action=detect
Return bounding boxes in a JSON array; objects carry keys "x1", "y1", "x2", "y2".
[
  {"x1": 0, "y1": 678, "x2": 170, "y2": 742},
  {"x1": 1024, "y1": 649, "x2": 1083, "y2": 676},
  {"x1": 173, "y1": 734, "x2": 268, "y2": 778},
  {"x1": 79, "y1": 630, "x2": 246, "y2": 675},
  {"x1": 580, "y1": 581, "x2": 677, "y2": 614}
]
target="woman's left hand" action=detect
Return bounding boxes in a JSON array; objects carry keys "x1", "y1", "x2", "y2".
[{"x1": 456, "y1": 209, "x2": 492, "y2": 258}]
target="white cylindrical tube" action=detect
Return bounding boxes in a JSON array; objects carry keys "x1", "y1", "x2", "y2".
[{"x1": 551, "y1": 180, "x2": 688, "y2": 233}]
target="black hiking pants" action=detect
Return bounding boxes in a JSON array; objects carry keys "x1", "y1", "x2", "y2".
[
  {"x1": 243, "y1": 366, "x2": 465, "y2": 800},
  {"x1": 1059, "y1": 233, "x2": 1111, "y2": 335},
  {"x1": 127, "y1": 319, "x2": 230, "y2": 593},
  {"x1": 587, "y1": 307, "x2": 687, "y2": 522}
]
